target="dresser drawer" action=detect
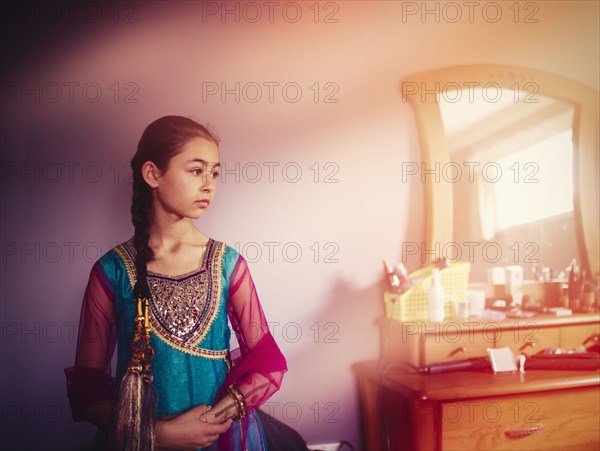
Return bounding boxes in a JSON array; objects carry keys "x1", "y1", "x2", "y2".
[
  {"x1": 380, "y1": 316, "x2": 600, "y2": 367},
  {"x1": 441, "y1": 386, "x2": 600, "y2": 450},
  {"x1": 560, "y1": 323, "x2": 600, "y2": 351},
  {"x1": 381, "y1": 321, "x2": 495, "y2": 366},
  {"x1": 422, "y1": 326, "x2": 492, "y2": 365},
  {"x1": 494, "y1": 325, "x2": 560, "y2": 355}
]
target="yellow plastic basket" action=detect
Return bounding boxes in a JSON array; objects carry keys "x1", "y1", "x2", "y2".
[{"x1": 384, "y1": 262, "x2": 471, "y2": 321}]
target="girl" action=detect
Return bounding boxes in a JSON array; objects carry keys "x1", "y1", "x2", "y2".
[{"x1": 65, "y1": 116, "x2": 287, "y2": 450}]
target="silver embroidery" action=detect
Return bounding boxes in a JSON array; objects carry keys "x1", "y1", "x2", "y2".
[
  {"x1": 114, "y1": 238, "x2": 228, "y2": 359},
  {"x1": 148, "y1": 272, "x2": 209, "y2": 342}
]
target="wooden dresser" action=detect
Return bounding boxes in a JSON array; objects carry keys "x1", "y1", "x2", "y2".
[{"x1": 354, "y1": 313, "x2": 600, "y2": 451}]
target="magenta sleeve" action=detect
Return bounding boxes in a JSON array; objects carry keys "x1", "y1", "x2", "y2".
[
  {"x1": 218, "y1": 254, "x2": 287, "y2": 448},
  {"x1": 64, "y1": 261, "x2": 117, "y2": 422}
]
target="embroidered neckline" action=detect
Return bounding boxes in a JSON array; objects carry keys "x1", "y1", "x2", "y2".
[
  {"x1": 113, "y1": 238, "x2": 227, "y2": 360},
  {"x1": 146, "y1": 238, "x2": 213, "y2": 280}
]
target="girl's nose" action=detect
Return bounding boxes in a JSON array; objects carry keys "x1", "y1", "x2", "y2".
[{"x1": 202, "y1": 176, "x2": 216, "y2": 192}]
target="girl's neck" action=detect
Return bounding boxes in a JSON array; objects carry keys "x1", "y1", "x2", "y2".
[{"x1": 148, "y1": 217, "x2": 205, "y2": 253}]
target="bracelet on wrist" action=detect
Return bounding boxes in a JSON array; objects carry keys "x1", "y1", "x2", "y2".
[{"x1": 226, "y1": 384, "x2": 247, "y2": 420}]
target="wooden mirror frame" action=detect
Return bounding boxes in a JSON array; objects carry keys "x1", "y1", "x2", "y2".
[{"x1": 402, "y1": 64, "x2": 599, "y2": 277}]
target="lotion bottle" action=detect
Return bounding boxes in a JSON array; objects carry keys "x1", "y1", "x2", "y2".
[{"x1": 428, "y1": 268, "x2": 445, "y2": 322}]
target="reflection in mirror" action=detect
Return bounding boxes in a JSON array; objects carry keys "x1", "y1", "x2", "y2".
[
  {"x1": 439, "y1": 90, "x2": 578, "y2": 281},
  {"x1": 402, "y1": 65, "x2": 599, "y2": 287}
]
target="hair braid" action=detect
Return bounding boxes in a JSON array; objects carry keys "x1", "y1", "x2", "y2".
[{"x1": 130, "y1": 154, "x2": 154, "y2": 300}]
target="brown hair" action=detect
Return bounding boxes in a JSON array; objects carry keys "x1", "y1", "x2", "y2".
[{"x1": 130, "y1": 115, "x2": 218, "y2": 300}]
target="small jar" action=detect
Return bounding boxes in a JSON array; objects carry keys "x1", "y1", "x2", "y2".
[
  {"x1": 456, "y1": 300, "x2": 470, "y2": 321},
  {"x1": 560, "y1": 283, "x2": 569, "y2": 308},
  {"x1": 583, "y1": 283, "x2": 595, "y2": 312}
]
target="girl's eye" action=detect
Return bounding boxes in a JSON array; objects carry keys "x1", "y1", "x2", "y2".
[
  {"x1": 212, "y1": 171, "x2": 221, "y2": 178},
  {"x1": 191, "y1": 169, "x2": 203, "y2": 176}
]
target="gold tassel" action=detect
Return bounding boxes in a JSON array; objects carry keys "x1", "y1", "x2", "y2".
[{"x1": 111, "y1": 297, "x2": 157, "y2": 451}]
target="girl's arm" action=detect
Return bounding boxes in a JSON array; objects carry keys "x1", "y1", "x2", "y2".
[
  {"x1": 64, "y1": 261, "x2": 117, "y2": 430},
  {"x1": 211, "y1": 254, "x2": 288, "y2": 419}
]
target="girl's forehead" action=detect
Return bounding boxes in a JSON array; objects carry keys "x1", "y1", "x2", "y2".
[{"x1": 176, "y1": 137, "x2": 220, "y2": 163}]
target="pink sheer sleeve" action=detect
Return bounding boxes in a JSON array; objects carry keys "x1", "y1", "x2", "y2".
[
  {"x1": 219, "y1": 254, "x2": 287, "y2": 411},
  {"x1": 64, "y1": 261, "x2": 117, "y2": 425}
]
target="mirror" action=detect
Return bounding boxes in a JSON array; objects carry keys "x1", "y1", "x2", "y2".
[
  {"x1": 402, "y1": 65, "x2": 599, "y2": 282},
  {"x1": 442, "y1": 91, "x2": 576, "y2": 281}
]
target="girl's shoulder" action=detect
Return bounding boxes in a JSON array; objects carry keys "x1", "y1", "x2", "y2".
[
  {"x1": 212, "y1": 238, "x2": 241, "y2": 262},
  {"x1": 211, "y1": 238, "x2": 245, "y2": 277},
  {"x1": 92, "y1": 237, "x2": 136, "y2": 276},
  {"x1": 217, "y1": 240, "x2": 239, "y2": 255},
  {"x1": 103, "y1": 236, "x2": 136, "y2": 262}
]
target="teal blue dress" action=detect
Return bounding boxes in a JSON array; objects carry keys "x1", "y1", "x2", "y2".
[{"x1": 70, "y1": 237, "x2": 280, "y2": 450}]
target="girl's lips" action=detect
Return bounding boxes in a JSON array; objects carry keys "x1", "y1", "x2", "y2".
[{"x1": 196, "y1": 200, "x2": 209, "y2": 207}]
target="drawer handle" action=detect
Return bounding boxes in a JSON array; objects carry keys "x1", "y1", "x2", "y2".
[
  {"x1": 519, "y1": 341, "x2": 538, "y2": 352},
  {"x1": 448, "y1": 347, "x2": 467, "y2": 356},
  {"x1": 505, "y1": 426, "x2": 544, "y2": 438}
]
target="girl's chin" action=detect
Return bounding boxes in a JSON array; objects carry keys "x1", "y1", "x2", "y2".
[
  {"x1": 189, "y1": 208, "x2": 208, "y2": 219},
  {"x1": 173, "y1": 205, "x2": 209, "y2": 220}
]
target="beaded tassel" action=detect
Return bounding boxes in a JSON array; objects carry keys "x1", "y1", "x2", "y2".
[{"x1": 111, "y1": 297, "x2": 157, "y2": 451}]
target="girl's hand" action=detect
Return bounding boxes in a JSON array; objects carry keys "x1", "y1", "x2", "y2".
[
  {"x1": 205, "y1": 393, "x2": 239, "y2": 423},
  {"x1": 156, "y1": 404, "x2": 232, "y2": 450}
]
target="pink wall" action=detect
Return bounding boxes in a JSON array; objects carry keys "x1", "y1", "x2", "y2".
[{"x1": 1, "y1": 1, "x2": 598, "y2": 449}]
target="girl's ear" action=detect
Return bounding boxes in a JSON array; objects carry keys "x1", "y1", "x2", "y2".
[{"x1": 141, "y1": 161, "x2": 160, "y2": 188}]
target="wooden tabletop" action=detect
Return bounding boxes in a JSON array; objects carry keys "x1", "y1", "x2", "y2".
[{"x1": 353, "y1": 360, "x2": 600, "y2": 401}]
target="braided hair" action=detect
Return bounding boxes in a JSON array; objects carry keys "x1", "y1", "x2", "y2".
[{"x1": 130, "y1": 116, "x2": 219, "y2": 300}]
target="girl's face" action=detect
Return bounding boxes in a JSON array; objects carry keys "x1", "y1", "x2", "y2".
[{"x1": 150, "y1": 137, "x2": 220, "y2": 220}]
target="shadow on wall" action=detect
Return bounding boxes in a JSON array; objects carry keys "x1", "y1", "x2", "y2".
[{"x1": 279, "y1": 275, "x2": 384, "y2": 450}]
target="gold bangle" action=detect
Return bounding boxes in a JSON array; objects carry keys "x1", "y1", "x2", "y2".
[
  {"x1": 227, "y1": 384, "x2": 247, "y2": 420},
  {"x1": 226, "y1": 387, "x2": 241, "y2": 420},
  {"x1": 228, "y1": 385, "x2": 245, "y2": 418}
]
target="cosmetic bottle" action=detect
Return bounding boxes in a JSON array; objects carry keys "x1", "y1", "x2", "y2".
[
  {"x1": 583, "y1": 280, "x2": 595, "y2": 313},
  {"x1": 383, "y1": 260, "x2": 401, "y2": 294},
  {"x1": 568, "y1": 260, "x2": 582, "y2": 312},
  {"x1": 395, "y1": 262, "x2": 414, "y2": 293},
  {"x1": 428, "y1": 268, "x2": 445, "y2": 322}
]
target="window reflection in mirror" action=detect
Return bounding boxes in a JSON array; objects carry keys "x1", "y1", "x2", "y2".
[{"x1": 438, "y1": 89, "x2": 578, "y2": 282}]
